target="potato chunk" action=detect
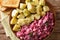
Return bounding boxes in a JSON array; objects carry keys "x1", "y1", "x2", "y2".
[
  {"x1": 43, "y1": 6, "x2": 50, "y2": 12},
  {"x1": 34, "y1": 14, "x2": 40, "y2": 20},
  {"x1": 17, "y1": 19, "x2": 26, "y2": 26},
  {"x1": 20, "y1": 3, "x2": 26, "y2": 9},
  {"x1": 41, "y1": 11, "x2": 46, "y2": 16},
  {"x1": 17, "y1": 13, "x2": 25, "y2": 19},
  {"x1": 10, "y1": 17, "x2": 17, "y2": 24},
  {"x1": 25, "y1": 0, "x2": 31, "y2": 4},
  {"x1": 27, "y1": 3, "x2": 36, "y2": 13},
  {"x1": 39, "y1": 0, "x2": 45, "y2": 6},
  {"x1": 32, "y1": 0, "x2": 39, "y2": 5},
  {"x1": 12, "y1": 9, "x2": 18, "y2": 17},
  {"x1": 25, "y1": 17, "x2": 32, "y2": 25},
  {"x1": 13, "y1": 24, "x2": 20, "y2": 31},
  {"x1": 23, "y1": 9, "x2": 30, "y2": 16},
  {"x1": 36, "y1": 5, "x2": 42, "y2": 14},
  {"x1": 30, "y1": 14, "x2": 35, "y2": 21},
  {"x1": 17, "y1": 9, "x2": 23, "y2": 13}
]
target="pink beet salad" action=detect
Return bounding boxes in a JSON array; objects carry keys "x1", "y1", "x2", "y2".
[{"x1": 10, "y1": 0, "x2": 55, "y2": 40}]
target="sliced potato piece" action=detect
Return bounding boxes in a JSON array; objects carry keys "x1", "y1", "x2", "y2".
[
  {"x1": 39, "y1": 0, "x2": 45, "y2": 6},
  {"x1": 23, "y1": 9, "x2": 30, "y2": 16},
  {"x1": 12, "y1": 9, "x2": 18, "y2": 17},
  {"x1": 20, "y1": 3, "x2": 26, "y2": 9},
  {"x1": 27, "y1": 3, "x2": 36, "y2": 13},
  {"x1": 36, "y1": 5, "x2": 42, "y2": 14},
  {"x1": 10, "y1": 17, "x2": 17, "y2": 24},
  {"x1": 13, "y1": 24, "x2": 20, "y2": 31},
  {"x1": 43, "y1": 6, "x2": 50, "y2": 12}
]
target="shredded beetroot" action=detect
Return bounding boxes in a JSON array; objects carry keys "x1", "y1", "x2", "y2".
[{"x1": 16, "y1": 12, "x2": 54, "y2": 40}]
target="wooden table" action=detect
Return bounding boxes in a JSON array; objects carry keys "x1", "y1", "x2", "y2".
[{"x1": 0, "y1": 0, "x2": 60, "y2": 40}]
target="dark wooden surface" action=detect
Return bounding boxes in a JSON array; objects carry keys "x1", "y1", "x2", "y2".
[{"x1": 0, "y1": 0, "x2": 60, "y2": 40}]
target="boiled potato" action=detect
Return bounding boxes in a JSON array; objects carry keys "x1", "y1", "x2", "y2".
[
  {"x1": 39, "y1": 0, "x2": 45, "y2": 6},
  {"x1": 17, "y1": 19, "x2": 26, "y2": 26},
  {"x1": 41, "y1": 11, "x2": 46, "y2": 16},
  {"x1": 12, "y1": 9, "x2": 18, "y2": 17},
  {"x1": 23, "y1": 9, "x2": 30, "y2": 16},
  {"x1": 25, "y1": 0, "x2": 31, "y2": 2},
  {"x1": 43, "y1": 6, "x2": 50, "y2": 12},
  {"x1": 32, "y1": 0, "x2": 39, "y2": 5},
  {"x1": 36, "y1": 5, "x2": 42, "y2": 14},
  {"x1": 17, "y1": 13, "x2": 25, "y2": 18},
  {"x1": 27, "y1": 3, "x2": 36, "y2": 13},
  {"x1": 25, "y1": 17, "x2": 32, "y2": 25},
  {"x1": 30, "y1": 14, "x2": 35, "y2": 21},
  {"x1": 20, "y1": 3, "x2": 26, "y2": 9},
  {"x1": 25, "y1": 0, "x2": 31, "y2": 4},
  {"x1": 13, "y1": 24, "x2": 20, "y2": 31},
  {"x1": 10, "y1": 17, "x2": 17, "y2": 24},
  {"x1": 34, "y1": 14, "x2": 40, "y2": 20},
  {"x1": 17, "y1": 9, "x2": 23, "y2": 13}
]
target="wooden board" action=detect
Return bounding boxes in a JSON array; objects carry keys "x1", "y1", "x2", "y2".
[{"x1": 0, "y1": 0, "x2": 60, "y2": 40}]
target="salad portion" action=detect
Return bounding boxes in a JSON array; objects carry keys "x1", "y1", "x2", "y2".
[
  {"x1": 10, "y1": 0, "x2": 55, "y2": 40},
  {"x1": 0, "y1": 0, "x2": 54, "y2": 40}
]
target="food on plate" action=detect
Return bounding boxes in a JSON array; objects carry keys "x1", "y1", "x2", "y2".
[
  {"x1": 2, "y1": 0, "x2": 20, "y2": 8},
  {"x1": 1, "y1": 0, "x2": 55, "y2": 40}
]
